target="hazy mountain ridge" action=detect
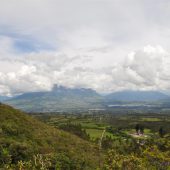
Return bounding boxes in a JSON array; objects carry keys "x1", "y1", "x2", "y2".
[
  {"x1": 6, "y1": 85, "x2": 104, "y2": 112},
  {"x1": 105, "y1": 90, "x2": 170, "y2": 102},
  {"x1": 0, "y1": 95, "x2": 11, "y2": 101},
  {"x1": 4, "y1": 86, "x2": 170, "y2": 112}
]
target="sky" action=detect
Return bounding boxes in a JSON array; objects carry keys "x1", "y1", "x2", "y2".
[{"x1": 1, "y1": 0, "x2": 170, "y2": 96}]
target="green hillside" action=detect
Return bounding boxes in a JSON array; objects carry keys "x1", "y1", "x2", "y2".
[{"x1": 0, "y1": 104, "x2": 101, "y2": 169}]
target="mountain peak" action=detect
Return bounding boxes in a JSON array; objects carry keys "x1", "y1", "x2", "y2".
[
  {"x1": 52, "y1": 84, "x2": 67, "y2": 91},
  {"x1": 6, "y1": 85, "x2": 102, "y2": 112}
]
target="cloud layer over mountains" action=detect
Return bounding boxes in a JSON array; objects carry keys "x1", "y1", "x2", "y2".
[
  {"x1": 1, "y1": 0, "x2": 170, "y2": 95},
  {"x1": 0, "y1": 40, "x2": 170, "y2": 96}
]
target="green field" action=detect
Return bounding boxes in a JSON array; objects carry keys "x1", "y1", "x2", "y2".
[
  {"x1": 30, "y1": 111, "x2": 170, "y2": 169},
  {"x1": 85, "y1": 129, "x2": 114, "y2": 139},
  {"x1": 140, "y1": 117, "x2": 161, "y2": 121},
  {"x1": 37, "y1": 112, "x2": 170, "y2": 141}
]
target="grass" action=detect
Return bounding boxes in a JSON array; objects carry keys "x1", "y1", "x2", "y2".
[
  {"x1": 86, "y1": 128, "x2": 116, "y2": 140},
  {"x1": 0, "y1": 104, "x2": 101, "y2": 169},
  {"x1": 140, "y1": 117, "x2": 161, "y2": 122},
  {"x1": 46, "y1": 115, "x2": 110, "y2": 139},
  {"x1": 39, "y1": 113, "x2": 170, "y2": 141},
  {"x1": 86, "y1": 129, "x2": 103, "y2": 139},
  {"x1": 81, "y1": 122, "x2": 105, "y2": 129},
  {"x1": 123, "y1": 128, "x2": 151, "y2": 134}
]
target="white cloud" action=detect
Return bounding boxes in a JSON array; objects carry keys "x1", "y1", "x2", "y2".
[
  {"x1": 112, "y1": 45, "x2": 170, "y2": 91},
  {"x1": 0, "y1": 1, "x2": 170, "y2": 95},
  {"x1": 0, "y1": 38, "x2": 170, "y2": 95}
]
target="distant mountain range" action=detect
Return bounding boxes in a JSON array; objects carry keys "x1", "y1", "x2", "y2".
[
  {"x1": 0, "y1": 96, "x2": 11, "y2": 101},
  {"x1": 5, "y1": 85, "x2": 103, "y2": 112},
  {"x1": 105, "y1": 90, "x2": 170, "y2": 102},
  {"x1": 4, "y1": 86, "x2": 170, "y2": 112}
]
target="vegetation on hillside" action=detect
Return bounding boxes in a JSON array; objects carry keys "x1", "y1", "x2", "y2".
[
  {"x1": 0, "y1": 104, "x2": 101, "y2": 169},
  {"x1": 37, "y1": 112, "x2": 170, "y2": 169}
]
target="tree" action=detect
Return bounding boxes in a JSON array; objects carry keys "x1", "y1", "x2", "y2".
[
  {"x1": 135, "y1": 124, "x2": 140, "y2": 134},
  {"x1": 159, "y1": 127, "x2": 165, "y2": 138},
  {"x1": 140, "y1": 126, "x2": 144, "y2": 135}
]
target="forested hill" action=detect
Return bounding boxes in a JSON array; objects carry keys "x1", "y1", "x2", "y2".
[{"x1": 0, "y1": 104, "x2": 101, "y2": 169}]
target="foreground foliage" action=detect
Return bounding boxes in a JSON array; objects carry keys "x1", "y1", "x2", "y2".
[
  {"x1": 0, "y1": 104, "x2": 101, "y2": 169},
  {"x1": 103, "y1": 136, "x2": 170, "y2": 170}
]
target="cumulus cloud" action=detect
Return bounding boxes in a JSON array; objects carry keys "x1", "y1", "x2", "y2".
[
  {"x1": 0, "y1": 38, "x2": 170, "y2": 96},
  {"x1": 111, "y1": 45, "x2": 170, "y2": 91}
]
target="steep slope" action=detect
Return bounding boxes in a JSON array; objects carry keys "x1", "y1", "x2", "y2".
[
  {"x1": 105, "y1": 90, "x2": 170, "y2": 102},
  {"x1": 6, "y1": 85, "x2": 103, "y2": 112},
  {"x1": 0, "y1": 104, "x2": 101, "y2": 169}
]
